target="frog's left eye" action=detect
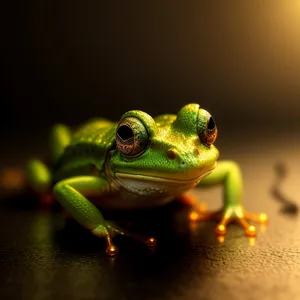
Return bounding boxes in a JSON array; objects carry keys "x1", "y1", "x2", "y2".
[
  {"x1": 198, "y1": 113, "x2": 218, "y2": 147},
  {"x1": 116, "y1": 117, "x2": 149, "y2": 157}
]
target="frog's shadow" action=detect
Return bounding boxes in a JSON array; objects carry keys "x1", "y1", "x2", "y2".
[
  {"x1": 1, "y1": 191, "x2": 221, "y2": 257},
  {"x1": 52, "y1": 201, "x2": 218, "y2": 256},
  {"x1": 52, "y1": 202, "x2": 230, "y2": 299},
  {"x1": 271, "y1": 162, "x2": 299, "y2": 216}
]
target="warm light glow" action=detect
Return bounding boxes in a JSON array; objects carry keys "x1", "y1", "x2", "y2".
[
  {"x1": 146, "y1": 237, "x2": 157, "y2": 247},
  {"x1": 217, "y1": 236, "x2": 225, "y2": 244},
  {"x1": 259, "y1": 213, "x2": 268, "y2": 224},
  {"x1": 248, "y1": 237, "x2": 256, "y2": 247},
  {"x1": 0, "y1": 168, "x2": 25, "y2": 189},
  {"x1": 216, "y1": 224, "x2": 226, "y2": 235},
  {"x1": 189, "y1": 211, "x2": 200, "y2": 222},
  {"x1": 245, "y1": 225, "x2": 256, "y2": 237},
  {"x1": 106, "y1": 245, "x2": 119, "y2": 256},
  {"x1": 196, "y1": 202, "x2": 207, "y2": 213}
]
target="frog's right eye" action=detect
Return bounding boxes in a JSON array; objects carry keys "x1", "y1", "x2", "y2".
[
  {"x1": 116, "y1": 117, "x2": 149, "y2": 157},
  {"x1": 197, "y1": 110, "x2": 218, "y2": 147}
]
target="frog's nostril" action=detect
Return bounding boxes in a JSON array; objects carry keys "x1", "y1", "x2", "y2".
[
  {"x1": 167, "y1": 149, "x2": 177, "y2": 160},
  {"x1": 194, "y1": 148, "x2": 200, "y2": 155}
]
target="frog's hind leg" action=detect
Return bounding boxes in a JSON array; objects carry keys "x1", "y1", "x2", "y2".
[
  {"x1": 26, "y1": 159, "x2": 54, "y2": 206},
  {"x1": 49, "y1": 124, "x2": 72, "y2": 163},
  {"x1": 27, "y1": 124, "x2": 71, "y2": 192},
  {"x1": 24, "y1": 125, "x2": 71, "y2": 207}
]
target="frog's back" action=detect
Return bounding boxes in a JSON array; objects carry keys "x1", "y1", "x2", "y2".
[
  {"x1": 72, "y1": 118, "x2": 116, "y2": 144},
  {"x1": 53, "y1": 118, "x2": 117, "y2": 181}
]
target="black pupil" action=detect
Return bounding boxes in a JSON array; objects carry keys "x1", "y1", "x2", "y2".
[
  {"x1": 207, "y1": 117, "x2": 215, "y2": 130},
  {"x1": 117, "y1": 125, "x2": 134, "y2": 141}
]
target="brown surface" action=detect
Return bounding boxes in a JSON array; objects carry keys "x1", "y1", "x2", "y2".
[{"x1": 0, "y1": 129, "x2": 300, "y2": 300}]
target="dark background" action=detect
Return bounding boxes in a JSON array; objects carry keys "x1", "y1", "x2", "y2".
[
  {"x1": 1, "y1": 1, "x2": 300, "y2": 300},
  {"x1": 2, "y1": 0, "x2": 300, "y2": 132}
]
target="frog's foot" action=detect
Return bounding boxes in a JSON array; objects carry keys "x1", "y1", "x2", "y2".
[
  {"x1": 92, "y1": 222, "x2": 157, "y2": 256},
  {"x1": 189, "y1": 205, "x2": 268, "y2": 237},
  {"x1": 178, "y1": 192, "x2": 207, "y2": 212},
  {"x1": 91, "y1": 225, "x2": 119, "y2": 256}
]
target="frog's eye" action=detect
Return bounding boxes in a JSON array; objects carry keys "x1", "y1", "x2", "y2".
[
  {"x1": 198, "y1": 113, "x2": 218, "y2": 147},
  {"x1": 116, "y1": 117, "x2": 149, "y2": 157}
]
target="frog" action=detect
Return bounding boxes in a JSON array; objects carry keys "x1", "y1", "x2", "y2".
[{"x1": 26, "y1": 103, "x2": 268, "y2": 256}]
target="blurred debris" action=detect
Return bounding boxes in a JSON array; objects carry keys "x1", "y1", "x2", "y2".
[{"x1": 271, "y1": 162, "x2": 298, "y2": 215}]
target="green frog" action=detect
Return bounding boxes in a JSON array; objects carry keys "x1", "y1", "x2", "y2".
[{"x1": 26, "y1": 103, "x2": 267, "y2": 255}]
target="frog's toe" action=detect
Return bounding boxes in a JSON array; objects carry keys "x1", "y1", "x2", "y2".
[
  {"x1": 188, "y1": 209, "x2": 222, "y2": 222},
  {"x1": 215, "y1": 217, "x2": 256, "y2": 237},
  {"x1": 244, "y1": 211, "x2": 268, "y2": 224},
  {"x1": 91, "y1": 221, "x2": 157, "y2": 256},
  {"x1": 91, "y1": 224, "x2": 119, "y2": 256},
  {"x1": 188, "y1": 206, "x2": 268, "y2": 237},
  {"x1": 215, "y1": 208, "x2": 268, "y2": 237},
  {"x1": 179, "y1": 192, "x2": 208, "y2": 213},
  {"x1": 106, "y1": 221, "x2": 157, "y2": 248},
  {"x1": 215, "y1": 219, "x2": 230, "y2": 235},
  {"x1": 105, "y1": 236, "x2": 119, "y2": 256}
]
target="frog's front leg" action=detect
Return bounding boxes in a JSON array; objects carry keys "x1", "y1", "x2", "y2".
[
  {"x1": 53, "y1": 176, "x2": 157, "y2": 256},
  {"x1": 53, "y1": 176, "x2": 121, "y2": 255},
  {"x1": 186, "y1": 160, "x2": 268, "y2": 236}
]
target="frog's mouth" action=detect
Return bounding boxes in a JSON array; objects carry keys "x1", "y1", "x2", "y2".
[
  {"x1": 112, "y1": 160, "x2": 216, "y2": 197},
  {"x1": 115, "y1": 168, "x2": 213, "y2": 184},
  {"x1": 114, "y1": 166, "x2": 215, "y2": 197}
]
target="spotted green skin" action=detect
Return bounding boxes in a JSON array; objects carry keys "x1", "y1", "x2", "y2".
[{"x1": 27, "y1": 103, "x2": 246, "y2": 250}]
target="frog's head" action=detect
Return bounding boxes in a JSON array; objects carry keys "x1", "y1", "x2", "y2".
[{"x1": 109, "y1": 103, "x2": 219, "y2": 197}]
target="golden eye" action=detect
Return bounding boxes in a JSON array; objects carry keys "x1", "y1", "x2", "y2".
[
  {"x1": 116, "y1": 117, "x2": 149, "y2": 157},
  {"x1": 197, "y1": 112, "x2": 218, "y2": 147}
]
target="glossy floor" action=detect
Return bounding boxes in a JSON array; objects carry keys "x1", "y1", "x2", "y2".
[{"x1": 0, "y1": 129, "x2": 299, "y2": 300}]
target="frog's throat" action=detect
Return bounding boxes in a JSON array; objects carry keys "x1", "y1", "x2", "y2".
[{"x1": 114, "y1": 168, "x2": 214, "y2": 184}]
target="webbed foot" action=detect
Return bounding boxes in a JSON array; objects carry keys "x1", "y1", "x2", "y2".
[
  {"x1": 187, "y1": 160, "x2": 269, "y2": 238},
  {"x1": 189, "y1": 205, "x2": 268, "y2": 237},
  {"x1": 92, "y1": 222, "x2": 157, "y2": 256}
]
